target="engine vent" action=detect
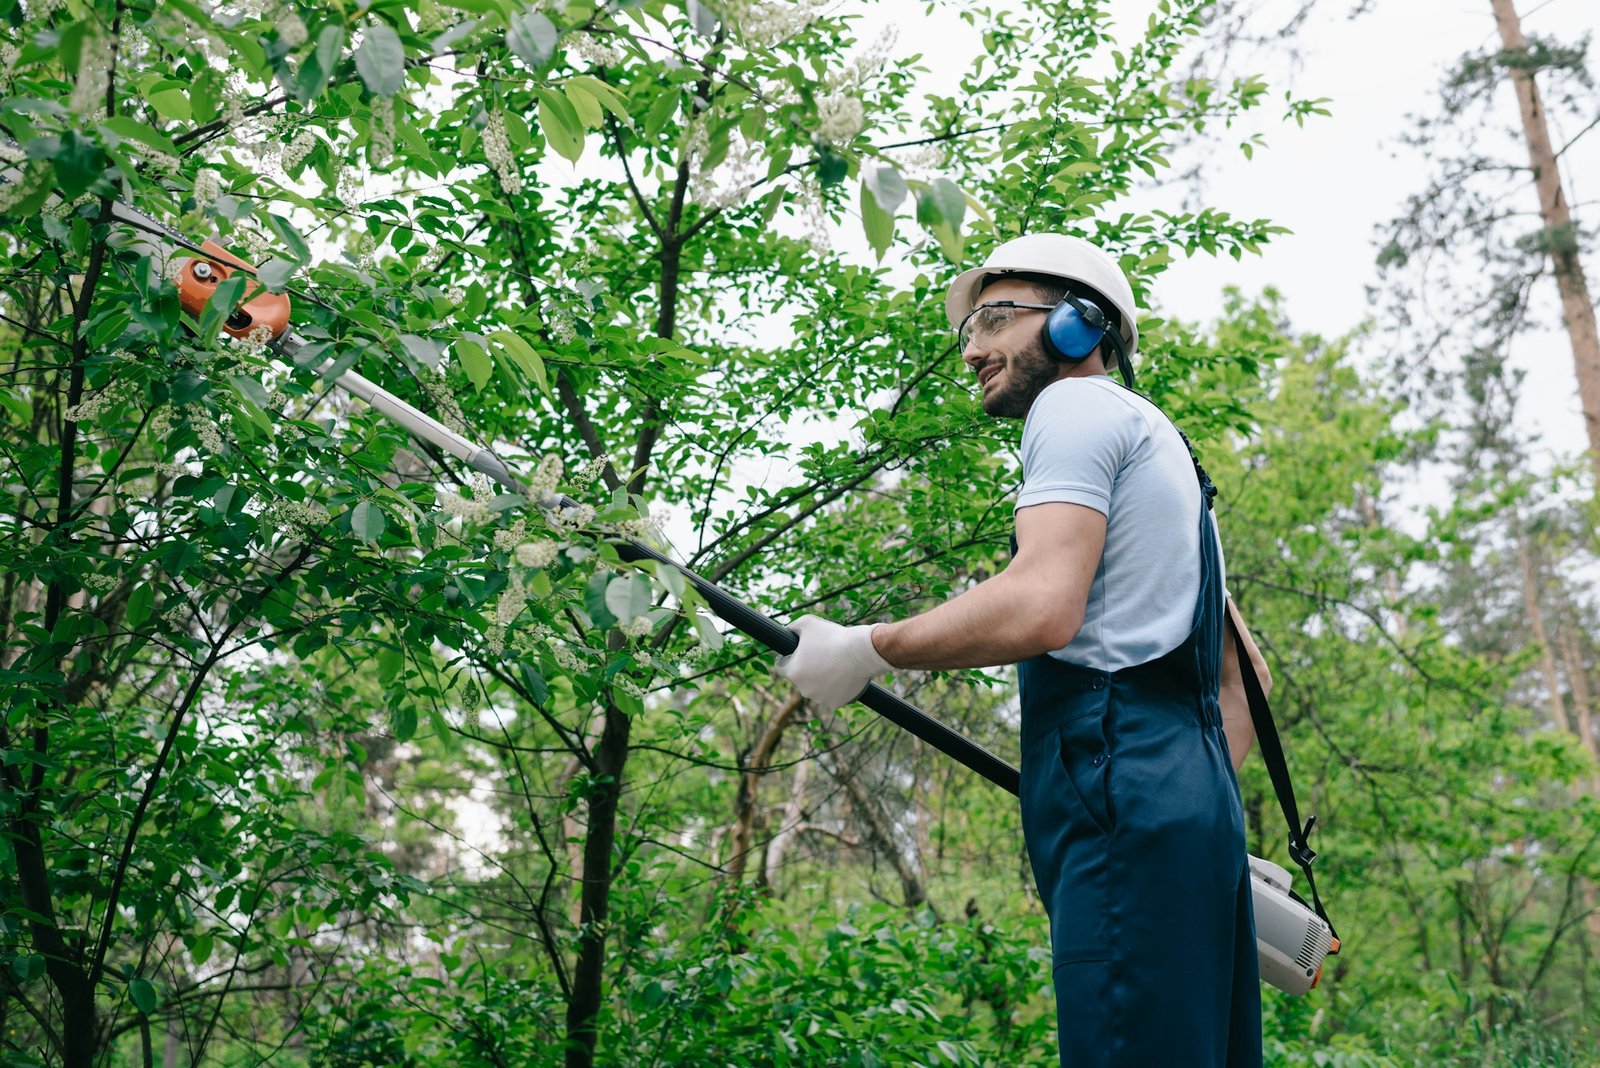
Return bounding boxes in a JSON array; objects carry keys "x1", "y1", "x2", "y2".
[{"x1": 1295, "y1": 924, "x2": 1329, "y2": 971}]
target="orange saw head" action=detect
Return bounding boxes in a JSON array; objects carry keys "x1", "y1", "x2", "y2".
[{"x1": 176, "y1": 240, "x2": 291, "y2": 341}]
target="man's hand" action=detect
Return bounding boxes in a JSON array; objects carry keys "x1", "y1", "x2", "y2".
[{"x1": 774, "y1": 614, "x2": 892, "y2": 712}]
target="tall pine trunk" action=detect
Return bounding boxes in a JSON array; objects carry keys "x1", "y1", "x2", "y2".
[{"x1": 1490, "y1": 0, "x2": 1600, "y2": 488}]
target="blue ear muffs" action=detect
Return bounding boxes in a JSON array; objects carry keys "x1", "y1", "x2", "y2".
[{"x1": 1041, "y1": 293, "x2": 1111, "y2": 362}]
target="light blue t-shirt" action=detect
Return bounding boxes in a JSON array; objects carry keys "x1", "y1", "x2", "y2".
[{"x1": 1016, "y1": 375, "x2": 1220, "y2": 671}]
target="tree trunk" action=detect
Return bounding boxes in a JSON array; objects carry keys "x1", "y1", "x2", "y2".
[
  {"x1": 722, "y1": 693, "x2": 804, "y2": 886},
  {"x1": 1513, "y1": 529, "x2": 1566, "y2": 730},
  {"x1": 760, "y1": 758, "x2": 811, "y2": 894},
  {"x1": 564, "y1": 701, "x2": 631, "y2": 1068},
  {"x1": 1491, "y1": 0, "x2": 1600, "y2": 489}
]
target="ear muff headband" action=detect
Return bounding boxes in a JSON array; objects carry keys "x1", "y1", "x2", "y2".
[{"x1": 1041, "y1": 293, "x2": 1136, "y2": 389}]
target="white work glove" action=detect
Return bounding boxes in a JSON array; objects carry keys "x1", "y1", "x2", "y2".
[{"x1": 774, "y1": 614, "x2": 892, "y2": 712}]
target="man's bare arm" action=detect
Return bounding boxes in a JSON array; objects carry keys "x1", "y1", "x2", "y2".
[
  {"x1": 872, "y1": 502, "x2": 1106, "y2": 671},
  {"x1": 1219, "y1": 597, "x2": 1270, "y2": 773}
]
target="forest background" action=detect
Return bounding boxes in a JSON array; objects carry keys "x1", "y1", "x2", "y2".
[{"x1": 1, "y1": 0, "x2": 1597, "y2": 1065}]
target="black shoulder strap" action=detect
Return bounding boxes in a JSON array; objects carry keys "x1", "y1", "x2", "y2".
[
  {"x1": 1179, "y1": 428, "x2": 1339, "y2": 945},
  {"x1": 1233, "y1": 633, "x2": 1339, "y2": 945}
]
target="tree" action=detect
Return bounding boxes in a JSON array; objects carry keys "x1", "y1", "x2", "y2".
[{"x1": 0, "y1": 1, "x2": 1324, "y2": 1064}]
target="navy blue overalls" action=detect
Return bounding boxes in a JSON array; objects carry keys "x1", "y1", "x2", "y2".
[{"x1": 1015, "y1": 475, "x2": 1261, "y2": 1067}]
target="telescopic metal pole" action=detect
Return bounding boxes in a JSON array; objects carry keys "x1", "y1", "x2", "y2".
[{"x1": 61, "y1": 186, "x2": 1026, "y2": 797}]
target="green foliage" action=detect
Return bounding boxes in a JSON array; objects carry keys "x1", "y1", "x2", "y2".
[{"x1": 1, "y1": 0, "x2": 1591, "y2": 1066}]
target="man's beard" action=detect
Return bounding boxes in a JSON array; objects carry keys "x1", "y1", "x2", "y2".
[{"x1": 980, "y1": 336, "x2": 1060, "y2": 419}]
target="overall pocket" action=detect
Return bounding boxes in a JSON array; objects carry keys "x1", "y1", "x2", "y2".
[{"x1": 1058, "y1": 710, "x2": 1114, "y2": 837}]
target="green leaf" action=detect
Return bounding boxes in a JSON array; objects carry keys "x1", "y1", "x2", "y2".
[
  {"x1": 507, "y1": 9, "x2": 559, "y2": 69},
  {"x1": 605, "y1": 573, "x2": 654, "y2": 623},
  {"x1": 458, "y1": 338, "x2": 492, "y2": 391},
  {"x1": 916, "y1": 178, "x2": 967, "y2": 262},
  {"x1": 351, "y1": 501, "x2": 386, "y2": 543},
  {"x1": 534, "y1": 88, "x2": 584, "y2": 163},
  {"x1": 692, "y1": 610, "x2": 723, "y2": 650},
  {"x1": 564, "y1": 80, "x2": 603, "y2": 128},
  {"x1": 860, "y1": 178, "x2": 894, "y2": 262},
  {"x1": 186, "y1": 933, "x2": 214, "y2": 967},
  {"x1": 10, "y1": 955, "x2": 45, "y2": 983},
  {"x1": 49, "y1": 131, "x2": 107, "y2": 198},
  {"x1": 126, "y1": 583, "x2": 153, "y2": 628},
  {"x1": 355, "y1": 21, "x2": 405, "y2": 96},
  {"x1": 255, "y1": 257, "x2": 296, "y2": 293},
  {"x1": 391, "y1": 702, "x2": 417, "y2": 742},
  {"x1": 488, "y1": 329, "x2": 550, "y2": 397},
  {"x1": 864, "y1": 164, "x2": 907, "y2": 214},
  {"x1": 568, "y1": 75, "x2": 630, "y2": 123},
  {"x1": 264, "y1": 213, "x2": 312, "y2": 265},
  {"x1": 584, "y1": 571, "x2": 617, "y2": 629},
  {"x1": 129, "y1": 977, "x2": 158, "y2": 1016},
  {"x1": 97, "y1": 116, "x2": 178, "y2": 156},
  {"x1": 146, "y1": 83, "x2": 192, "y2": 122}
]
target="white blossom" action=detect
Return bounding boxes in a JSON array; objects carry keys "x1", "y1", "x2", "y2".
[
  {"x1": 278, "y1": 10, "x2": 308, "y2": 48},
  {"x1": 816, "y1": 92, "x2": 865, "y2": 145},
  {"x1": 573, "y1": 456, "x2": 608, "y2": 486},
  {"x1": 262, "y1": 497, "x2": 330, "y2": 539},
  {"x1": 493, "y1": 519, "x2": 527, "y2": 552},
  {"x1": 483, "y1": 110, "x2": 523, "y2": 195},
  {"x1": 724, "y1": 0, "x2": 825, "y2": 48},
  {"x1": 281, "y1": 129, "x2": 316, "y2": 172},
  {"x1": 566, "y1": 31, "x2": 624, "y2": 67},
  {"x1": 494, "y1": 575, "x2": 527, "y2": 625},
  {"x1": 69, "y1": 33, "x2": 111, "y2": 116},
  {"x1": 613, "y1": 675, "x2": 645, "y2": 699},
  {"x1": 193, "y1": 169, "x2": 222, "y2": 210},
  {"x1": 369, "y1": 95, "x2": 395, "y2": 167},
  {"x1": 552, "y1": 644, "x2": 584, "y2": 672},
  {"x1": 516, "y1": 540, "x2": 560, "y2": 568}
]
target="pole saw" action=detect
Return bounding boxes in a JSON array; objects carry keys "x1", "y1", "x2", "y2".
[{"x1": 12, "y1": 174, "x2": 1338, "y2": 994}]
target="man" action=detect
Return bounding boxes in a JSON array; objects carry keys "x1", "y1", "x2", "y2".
[{"x1": 775, "y1": 233, "x2": 1272, "y2": 1067}]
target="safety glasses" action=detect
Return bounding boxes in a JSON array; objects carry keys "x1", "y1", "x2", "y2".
[{"x1": 957, "y1": 300, "x2": 1056, "y2": 351}]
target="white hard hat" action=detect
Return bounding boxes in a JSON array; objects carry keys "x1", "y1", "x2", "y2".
[{"x1": 944, "y1": 233, "x2": 1139, "y2": 357}]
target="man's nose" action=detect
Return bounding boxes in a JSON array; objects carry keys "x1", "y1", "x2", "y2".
[{"x1": 962, "y1": 339, "x2": 986, "y2": 368}]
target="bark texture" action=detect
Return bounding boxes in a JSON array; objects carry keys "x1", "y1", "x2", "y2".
[{"x1": 1491, "y1": 0, "x2": 1600, "y2": 488}]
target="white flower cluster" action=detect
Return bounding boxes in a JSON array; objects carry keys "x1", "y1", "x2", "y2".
[
  {"x1": 567, "y1": 31, "x2": 624, "y2": 67},
  {"x1": 483, "y1": 110, "x2": 523, "y2": 196},
  {"x1": 69, "y1": 33, "x2": 110, "y2": 116},
  {"x1": 80, "y1": 572, "x2": 118, "y2": 594},
  {"x1": 824, "y1": 26, "x2": 899, "y2": 93},
  {"x1": 336, "y1": 167, "x2": 363, "y2": 210},
  {"x1": 573, "y1": 455, "x2": 608, "y2": 486},
  {"x1": 419, "y1": 375, "x2": 468, "y2": 434},
  {"x1": 613, "y1": 675, "x2": 645, "y2": 699},
  {"x1": 688, "y1": 130, "x2": 762, "y2": 211},
  {"x1": 439, "y1": 473, "x2": 494, "y2": 523},
  {"x1": 231, "y1": 322, "x2": 276, "y2": 359},
  {"x1": 887, "y1": 142, "x2": 949, "y2": 181},
  {"x1": 0, "y1": 43, "x2": 18, "y2": 74},
  {"x1": 554, "y1": 502, "x2": 595, "y2": 531},
  {"x1": 543, "y1": 305, "x2": 577, "y2": 345},
  {"x1": 193, "y1": 169, "x2": 222, "y2": 210},
  {"x1": 196, "y1": 420, "x2": 225, "y2": 453},
  {"x1": 64, "y1": 379, "x2": 136, "y2": 422},
  {"x1": 445, "y1": 286, "x2": 466, "y2": 305},
  {"x1": 262, "y1": 497, "x2": 331, "y2": 538},
  {"x1": 369, "y1": 96, "x2": 395, "y2": 167},
  {"x1": 617, "y1": 616, "x2": 653, "y2": 639},
  {"x1": 278, "y1": 10, "x2": 308, "y2": 48},
  {"x1": 610, "y1": 509, "x2": 662, "y2": 542},
  {"x1": 484, "y1": 622, "x2": 505, "y2": 656},
  {"x1": 0, "y1": 162, "x2": 45, "y2": 212},
  {"x1": 525, "y1": 454, "x2": 563, "y2": 507},
  {"x1": 493, "y1": 518, "x2": 526, "y2": 552},
  {"x1": 282, "y1": 129, "x2": 316, "y2": 172},
  {"x1": 724, "y1": 0, "x2": 825, "y2": 48},
  {"x1": 815, "y1": 92, "x2": 865, "y2": 146},
  {"x1": 552, "y1": 643, "x2": 584, "y2": 672},
  {"x1": 494, "y1": 574, "x2": 527, "y2": 625},
  {"x1": 515, "y1": 540, "x2": 560, "y2": 568}
]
